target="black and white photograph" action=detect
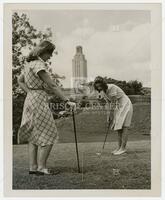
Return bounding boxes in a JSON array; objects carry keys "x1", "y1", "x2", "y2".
[{"x1": 3, "y1": 3, "x2": 162, "y2": 197}]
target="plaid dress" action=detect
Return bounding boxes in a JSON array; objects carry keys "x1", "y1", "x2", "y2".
[{"x1": 17, "y1": 59, "x2": 58, "y2": 146}]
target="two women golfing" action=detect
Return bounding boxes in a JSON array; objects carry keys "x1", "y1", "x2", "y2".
[
  {"x1": 17, "y1": 40, "x2": 76, "y2": 175},
  {"x1": 93, "y1": 76, "x2": 133, "y2": 155},
  {"x1": 18, "y1": 39, "x2": 133, "y2": 176}
]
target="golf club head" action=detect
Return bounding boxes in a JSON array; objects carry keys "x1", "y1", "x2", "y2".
[{"x1": 96, "y1": 152, "x2": 102, "y2": 157}]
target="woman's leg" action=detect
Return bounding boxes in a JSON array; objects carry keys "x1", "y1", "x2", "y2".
[
  {"x1": 120, "y1": 127, "x2": 129, "y2": 150},
  {"x1": 28, "y1": 142, "x2": 38, "y2": 171},
  {"x1": 37, "y1": 144, "x2": 53, "y2": 170},
  {"x1": 112, "y1": 130, "x2": 122, "y2": 153},
  {"x1": 117, "y1": 129, "x2": 123, "y2": 149},
  {"x1": 113, "y1": 127, "x2": 129, "y2": 155}
]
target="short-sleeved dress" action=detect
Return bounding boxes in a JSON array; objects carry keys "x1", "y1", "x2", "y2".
[
  {"x1": 17, "y1": 58, "x2": 58, "y2": 146},
  {"x1": 101, "y1": 84, "x2": 133, "y2": 131}
]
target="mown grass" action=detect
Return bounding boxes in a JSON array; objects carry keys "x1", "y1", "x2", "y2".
[
  {"x1": 13, "y1": 141, "x2": 150, "y2": 189},
  {"x1": 55, "y1": 104, "x2": 150, "y2": 143},
  {"x1": 13, "y1": 104, "x2": 151, "y2": 189}
]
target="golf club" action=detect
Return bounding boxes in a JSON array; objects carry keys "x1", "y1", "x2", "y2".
[
  {"x1": 72, "y1": 109, "x2": 81, "y2": 173},
  {"x1": 96, "y1": 112, "x2": 113, "y2": 157}
]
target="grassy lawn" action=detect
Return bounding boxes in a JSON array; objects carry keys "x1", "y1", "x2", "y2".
[
  {"x1": 13, "y1": 104, "x2": 151, "y2": 189},
  {"x1": 13, "y1": 141, "x2": 150, "y2": 189},
  {"x1": 56, "y1": 104, "x2": 151, "y2": 143}
]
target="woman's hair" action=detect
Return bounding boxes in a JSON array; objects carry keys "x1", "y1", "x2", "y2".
[
  {"x1": 93, "y1": 76, "x2": 108, "y2": 92},
  {"x1": 26, "y1": 40, "x2": 55, "y2": 62}
]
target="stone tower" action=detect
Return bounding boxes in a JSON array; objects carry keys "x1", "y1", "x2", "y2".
[{"x1": 72, "y1": 46, "x2": 87, "y2": 88}]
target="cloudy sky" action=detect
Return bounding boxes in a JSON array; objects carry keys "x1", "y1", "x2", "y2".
[{"x1": 19, "y1": 10, "x2": 151, "y2": 87}]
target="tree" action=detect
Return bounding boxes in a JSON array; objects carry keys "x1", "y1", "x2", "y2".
[{"x1": 128, "y1": 80, "x2": 143, "y2": 95}]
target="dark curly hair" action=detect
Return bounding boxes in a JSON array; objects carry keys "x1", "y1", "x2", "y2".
[
  {"x1": 26, "y1": 40, "x2": 55, "y2": 62},
  {"x1": 93, "y1": 76, "x2": 108, "y2": 92}
]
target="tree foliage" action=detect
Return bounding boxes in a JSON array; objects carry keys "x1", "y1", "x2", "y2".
[{"x1": 104, "y1": 77, "x2": 143, "y2": 95}]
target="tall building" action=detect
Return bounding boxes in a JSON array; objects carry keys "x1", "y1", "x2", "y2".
[{"x1": 72, "y1": 46, "x2": 87, "y2": 88}]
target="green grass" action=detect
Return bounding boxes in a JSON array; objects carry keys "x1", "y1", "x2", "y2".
[{"x1": 13, "y1": 141, "x2": 150, "y2": 189}]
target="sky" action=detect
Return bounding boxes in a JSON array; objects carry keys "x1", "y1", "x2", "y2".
[{"x1": 18, "y1": 10, "x2": 151, "y2": 88}]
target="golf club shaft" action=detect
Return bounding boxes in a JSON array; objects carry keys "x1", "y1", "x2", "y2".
[
  {"x1": 102, "y1": 111, "x2": 113, "y2": 150},
  {"x1": 102, "y1": 120, "x2": 111, "y2": 150},
  {"x1": 72, "y1": 110, "x2": 81, "y2": 173}
]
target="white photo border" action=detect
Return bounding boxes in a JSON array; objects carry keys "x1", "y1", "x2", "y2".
[{"x1": 3, "y1": 3, "x2": 162, "y2": 197}]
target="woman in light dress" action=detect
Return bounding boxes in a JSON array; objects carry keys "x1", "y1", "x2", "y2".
[
  {"x1": 93, "y1": 76, "x2": 133, "y2": 155},
  {"x1": 18, "y1": 40, "x2": 75, "y2": 175}
]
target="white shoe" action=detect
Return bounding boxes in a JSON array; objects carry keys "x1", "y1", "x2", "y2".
[
  {"x1": 111, "y1": 149, "x2": 119, "y2": 154},
  {"x1": 113, "y1": 149, "x2": 127, "y2": 155},
  {"x1": 36, "y1": 168, "x2": 60, "y2": 175}
]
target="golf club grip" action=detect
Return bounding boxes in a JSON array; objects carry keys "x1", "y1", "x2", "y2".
[{"x1": 72, "y1": 110, "x2": 81, "y2": 173}]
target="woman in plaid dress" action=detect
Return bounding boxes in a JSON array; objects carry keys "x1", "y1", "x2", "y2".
[
  {"x1": 17, "y1": 40, "x2": 75, "y2": 175},
  {"x1": 93, "y1": 76, "x2": 133, "y2": 155}
]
